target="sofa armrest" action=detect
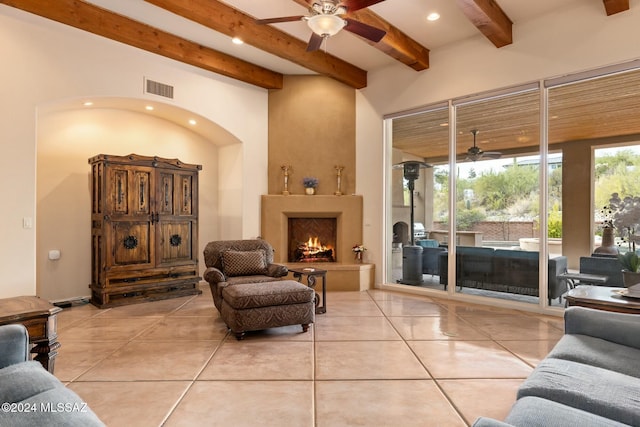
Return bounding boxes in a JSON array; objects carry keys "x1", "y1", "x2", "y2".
[
  {"x1": 267, "y1": 263, "x2": 288, "y2": 277},
  {"x1": 472, "y1": 417, "x2": 514, "y2": 427},
  {"x1": 203, "y1": 267, "x2": 225, "y2": 284},
  {"x1": 565, "y1": 306, "x2": 640, "y2": 349},
  {"x1": 0, "y1": 324, "x2": 29, "y2": 369}
]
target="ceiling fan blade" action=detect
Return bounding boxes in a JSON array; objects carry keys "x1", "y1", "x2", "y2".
[
  {"x1": 340, "y1": 0, "x2": 387, "y2": 12},
  {"x1": 306, "y1": 33, "x2": 324, "y2": 52},
  {"x1": 482, "y1": 152, "x2": 503, "y2": 159},
  {"x1": 344, "y1": 18, "x2": 386, "y2": 42},
  {"x1": 255, "y1": 16, "x2": 305, "y2": 25}
]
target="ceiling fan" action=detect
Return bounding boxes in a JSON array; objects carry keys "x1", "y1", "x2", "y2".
[
  {"x1": 255, "y1": 0, "x2": 388, "y2": 52},
  {"x1": 460, "y1": 130, "x2": 503, "y2": 162}
]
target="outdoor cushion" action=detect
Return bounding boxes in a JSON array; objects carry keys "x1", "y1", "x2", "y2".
[{"x1": 417, "y1": 239, "x2": 439, "y2": 248}]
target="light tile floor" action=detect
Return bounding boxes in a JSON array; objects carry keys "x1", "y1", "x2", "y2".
[{"x1": 54, "y1": 285, "x2": 564, "y2": 426}]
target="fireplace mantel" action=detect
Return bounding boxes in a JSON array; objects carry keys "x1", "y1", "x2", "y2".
[{"x1": 261, "y1": 195, "x2": 372, "y2": 291}]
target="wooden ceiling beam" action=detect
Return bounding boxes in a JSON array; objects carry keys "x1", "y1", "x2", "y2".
[
  {"x1": 603, "y1": 0, "x2": 630, "y2": 15},
  {"x1": 0, "y1": 0, "x2": 283, "y2": 89},
  {"x1": 291, "y1": 0, "x2": 430, "y2": 71},
  {"x1": 144, "y1": 0, "x2": 368, "y2": 89},
  {"x1": 455, "y1": 0, "x2": 513, "y2": 48}
]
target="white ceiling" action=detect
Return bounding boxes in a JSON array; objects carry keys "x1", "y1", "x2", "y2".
[{"x1": 83, "y1": 0, "x2": 582, "y2": 75}]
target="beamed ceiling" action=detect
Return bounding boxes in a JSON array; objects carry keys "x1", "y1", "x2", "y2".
[
  {"x1": 0, "y1": 0, "x2": 630, "y2": 89},
  {"x1": 0, "y1": 0, "x2": 636, "y2": 159}
]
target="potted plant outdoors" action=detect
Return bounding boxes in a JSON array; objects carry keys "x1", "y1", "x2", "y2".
[
  {"x1": 303, "y1": 177, "x2": 318, "y2": 195},
  {"x1": 608, "y1": 193, "x2": 640, "y2": 252},
  {"x1": 594, "y1": 206, "x2": 617, "y2": 255},
  {"x1": 618, "y1": 251, "x2": 640, "y2": 287}
]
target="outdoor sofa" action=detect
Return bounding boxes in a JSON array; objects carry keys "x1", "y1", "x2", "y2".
[{"x1": 422, "y1": 246, "x2": 568, "y2": 303}]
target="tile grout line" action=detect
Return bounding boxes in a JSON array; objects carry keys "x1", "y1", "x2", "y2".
[{"x1": 366, "y1": 291, "x2": 470, "y2": 426}]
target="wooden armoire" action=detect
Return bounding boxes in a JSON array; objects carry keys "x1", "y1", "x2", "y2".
[{"x1": 89, "y1": 154, "x2": 202, "y2": 308}]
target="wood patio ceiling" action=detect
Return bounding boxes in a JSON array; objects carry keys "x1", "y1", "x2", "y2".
[{"x1": 393, "y1": 68, "x2": 640, "y2": 163}]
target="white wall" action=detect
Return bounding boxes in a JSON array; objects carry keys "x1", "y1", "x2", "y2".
[
  {"x1": 0, "y1": 6, "x2": 268, "y2": 298},
  {"x1": 36, "y1": 108, "x2": 221, "y2": 301},
  {"x1": 357, "y1": 0, "x2": 640, "y2": 285}
]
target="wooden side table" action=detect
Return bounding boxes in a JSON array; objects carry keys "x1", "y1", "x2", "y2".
[
  {"x1": 565, "y1": 285, "x2": 640, "y2": 314},
  {"x1": 289, "y1": 267, "x2": 327, "y2": 314},
  {"x1": 0, "y1": 296, "x2": 62, "y2": 373}
]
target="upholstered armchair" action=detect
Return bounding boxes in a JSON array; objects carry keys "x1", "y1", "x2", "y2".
[{"x1": 203, "y1": 239, "x2": 289, "y2": 311}]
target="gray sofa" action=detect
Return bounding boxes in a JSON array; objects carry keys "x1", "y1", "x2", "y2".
[
  {"x1": 436, "y1": 247, "x2": 568, "y2": 304},
  {"x1": 473, "y1": 307, "x2": 640, "y2": 426},
  {"x1": 0, "y1": 324, "x2": 104, "y2": 426}
]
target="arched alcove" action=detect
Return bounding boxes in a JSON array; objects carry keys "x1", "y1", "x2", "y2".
[{"x1": 36, "y1": 97, "x2": 242, "y2": 301}]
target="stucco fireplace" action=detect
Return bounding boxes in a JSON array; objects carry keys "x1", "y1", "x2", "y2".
[{"x1": 261, "y1": 195, "x2": 373, "y2": 291}]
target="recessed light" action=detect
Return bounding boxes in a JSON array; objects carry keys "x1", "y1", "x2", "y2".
[
  {"x1": 83, "y1": 101, "x2": 93, "y2": 107},
  {"x1": 440, "y1": 123, "x2": 449, "y2": 127},
  {"x1": 145, "y1": 105, "x2": 154, "y2": 111},
  {"x1": 188, "y1": 119, "x2": 197, "y2": 125},
  {"x1": 232, "y1": 37, "x2": 244, "y2": 45},
  {"x1": 427, "y1": 12, "x2": 440, "y2": 22}
]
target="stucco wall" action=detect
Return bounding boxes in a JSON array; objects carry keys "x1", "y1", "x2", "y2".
[{"x1": 268, "y1": 75, "x2": 356, "y2": 196}]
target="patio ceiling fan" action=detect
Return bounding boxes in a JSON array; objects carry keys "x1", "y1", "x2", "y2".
[
  {"x1": 460, "y1": 129, "x2": 502, "y2": 162},
  {"x1": 255, "y1": 0, "x2": 387, "y2": 52}
]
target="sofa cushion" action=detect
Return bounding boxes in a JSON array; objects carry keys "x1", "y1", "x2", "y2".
[
  {"x1": 0, "y1": 361, "x2": 61, "y2": 404},
  {"x1": 0, "y1": 362, "x2": 104, "y2": 426},
  {"x1": 222, "y1": 280, "x2": 314, "y2": 309},
  {"x1": 517, "y1": 358, "x2": 640, "y2": 425},
  {"x1": 547, "y1": 334, "x2": 640, "y2": 379},
  {"x1": 0, "y1": 388, "x2": 105, "y2": 426},
  {"x1": 504, "y1": 396, "x2": 630, "y2": 427},
  {"x1": 222, "y1": 250, "x2": 267, "y2": 277}
]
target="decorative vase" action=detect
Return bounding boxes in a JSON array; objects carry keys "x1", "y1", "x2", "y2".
[
  {"x1": 594, "y1": 227, "x2": 619, "y2": 255},
  {"x1": 354, "y1": 251, "x2": 362, "y2": 263},
  {"x1": 305, "y1": 187, "x2": 315, "y2": 195}
]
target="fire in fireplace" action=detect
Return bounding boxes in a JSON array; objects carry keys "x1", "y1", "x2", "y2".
[
  {"x1": 288, "y1": 218, "x2": 337, "y2": 262},
  {"x1": 294, "y1": 236, "x2": 334, "y2": 262}
]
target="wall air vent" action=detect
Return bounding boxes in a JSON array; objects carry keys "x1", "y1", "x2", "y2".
[{"x1": 144, "y1": 78, "x2": 174, "y2": 99}]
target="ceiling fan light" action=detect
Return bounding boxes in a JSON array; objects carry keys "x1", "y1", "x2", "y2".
[{"x1": 307, "y1": 14, "x2": 346, "y2": 37}]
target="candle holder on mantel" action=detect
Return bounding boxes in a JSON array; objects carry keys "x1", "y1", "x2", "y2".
[
  {"x1": 281, "y1": 165, "x2": 292, "y2": 195},
  {"x1": 334, "y1": 165, "x2": 344, "y2": 196}
]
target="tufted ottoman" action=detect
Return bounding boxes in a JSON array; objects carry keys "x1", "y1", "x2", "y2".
[{"x1": 220, "y1": 280, "x2": 315, "y2": 340}]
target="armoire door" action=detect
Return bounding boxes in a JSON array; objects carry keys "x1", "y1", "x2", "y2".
[
  {"x1": 156, "y1": 170, "x2": 198, "y2": 266},
  {"x1": 105, "y1": 165, "x2": 155, "y2": 271}
]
